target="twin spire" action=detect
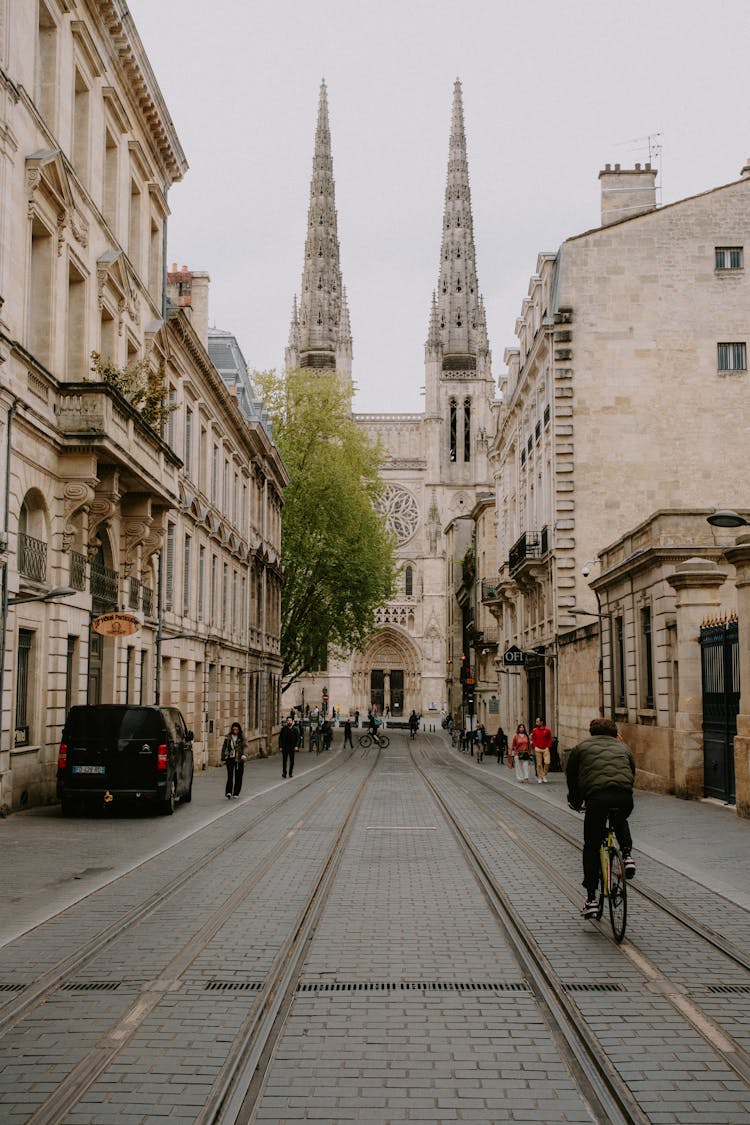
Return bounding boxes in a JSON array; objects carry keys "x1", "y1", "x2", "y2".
[{"x1": 287, "y1": 78, "x2": 490, "y2": 380}]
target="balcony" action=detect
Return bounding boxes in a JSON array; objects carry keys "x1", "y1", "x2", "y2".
[
  {"x1": 508, "y1": 526, "x2": 549, "y2": 581},
  {"x1": 70, "y1": 551, "x2": 87, "y2": 591},
  {"x1": 480, "y1": 579, "x2": 499, "y2": 602},
  {"x1": 90, "y1": 561, "x2": 119, "y2": 608},
  {"x1": 18, "y1": 533, "x2": 47, "y2": 582}
]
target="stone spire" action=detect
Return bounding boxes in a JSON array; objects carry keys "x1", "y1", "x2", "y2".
[
  {"x1": 429, "y1": 78, "x2": 490, "y2": 376},
  {"x1": 288, "y1": 80, "x2": 352, "y2": 378}
]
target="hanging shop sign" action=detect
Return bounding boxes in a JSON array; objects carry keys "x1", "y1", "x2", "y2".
[{"x1": 92, "y1": 611, "x2": 142, "y2": 637}]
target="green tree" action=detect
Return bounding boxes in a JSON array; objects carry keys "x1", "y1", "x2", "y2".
[{"x1": 256, "y1": 368, "x2": 396, "y2": 691}]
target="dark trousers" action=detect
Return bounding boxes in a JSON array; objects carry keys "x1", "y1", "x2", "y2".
[
  {"x1": 282, "y1": 747, "x2": 295, "y2": 776},
  {"x1": 225, "y1": 759, "x2": 244, "y2": 796},
  {"x1": 582, "y1": 787, "x2": 634, "y2": 897}
]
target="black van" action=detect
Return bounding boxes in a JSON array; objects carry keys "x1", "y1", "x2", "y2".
[{"x1": 57, "y1": 705, "x2": 194, "y2": 815}]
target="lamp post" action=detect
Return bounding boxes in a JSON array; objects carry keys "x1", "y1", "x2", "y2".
[{"x1": 570, "y1": 604, "x2": 612, "y2": 717}]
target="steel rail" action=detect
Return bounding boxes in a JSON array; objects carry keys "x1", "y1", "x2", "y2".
[
  {"x1": 0, "y1": 749, "x2": 351, "y2": 1040},
  {"x1": 411, "y1": 744, "x2": 650, "y2": 1125}
]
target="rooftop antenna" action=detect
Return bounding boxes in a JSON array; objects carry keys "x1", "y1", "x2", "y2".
[{"x1": 613, "y1": 131, "x2": 663, "y2": 203}]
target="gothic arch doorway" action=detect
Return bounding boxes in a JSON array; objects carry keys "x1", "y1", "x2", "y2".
[{"x1": 351, "y1": 628, "x2": 421, "y2": 719}]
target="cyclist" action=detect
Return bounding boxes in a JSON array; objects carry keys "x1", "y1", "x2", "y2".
[
  {"x1": 368, "y1": 709, "x2": 382, "y2": 743},
  {"x1": 565, "y1": 717, "x2": 636, "y2": 917}
]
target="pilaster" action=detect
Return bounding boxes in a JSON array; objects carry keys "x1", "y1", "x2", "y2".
[{"x1": 723, "y1": 532, "x2": 750, "y2": 816}]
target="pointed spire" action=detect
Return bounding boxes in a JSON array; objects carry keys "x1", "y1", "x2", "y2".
[
  {"x1": 426, "y1": 291, "x2": 441, "y2": 353},
  {"x1": 431, "y1": 78, "x2": 491, "y2": 375},
  {"x1": 293, "y1": 79, "x2": 352, "y2": 376}
]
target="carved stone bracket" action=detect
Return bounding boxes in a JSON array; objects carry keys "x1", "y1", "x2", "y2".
[
  {"x1": 87, "y1": 474, "x2": 121, "y2": 557},
  {"x1": 141, "y1": 522, "x2": 166, "y2": 574},
  {"x1": 62, "y1": 479, "x2": 97, "y2": 552},
  {"x1": 121, "y1": 515, "x2": 153, "y2": 577}
]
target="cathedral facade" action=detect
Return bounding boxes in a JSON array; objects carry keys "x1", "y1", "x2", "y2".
[{"x1": 286, "y1": 81, "x2": 498, "y2": 722}]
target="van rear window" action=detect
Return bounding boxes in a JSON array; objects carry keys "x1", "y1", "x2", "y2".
[{"x1": 65, "y1": 708, "x2": 162, "y2": 741}]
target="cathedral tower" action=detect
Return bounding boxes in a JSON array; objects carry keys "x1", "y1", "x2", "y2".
[
  {"x1": 286, "y1": 80, "x2": 353, "y2": 391},
  {"x1": 425, "y1": 79, "x2": 493, "y2": 486}
]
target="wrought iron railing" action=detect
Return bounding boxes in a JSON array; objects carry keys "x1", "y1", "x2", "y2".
[
  {"x1": 18, "y1": 532, "x2": 46, "y2": 582},
  {"x1": 481, "y1": 579, "x2": 498, "y2": 601},
  {"x1": 70, "y1": 551, "x2": 87, "y2": 591},
  {"x1": 127, "y1": 576, "x2": 154, "y2": 616},
  {"x1": 508, "y1": 526, "x2": 549, "y2": 577},
  {"x1": 90, "y1": 561, "x2": 119, "y2": 606}
]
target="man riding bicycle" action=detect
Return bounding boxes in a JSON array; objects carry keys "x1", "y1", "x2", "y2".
[{"x1": 565, "y1": 717, "x2": 636, "y2": 918}]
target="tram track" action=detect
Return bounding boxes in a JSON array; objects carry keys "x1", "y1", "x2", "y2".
[
  {"x1": 20, "y1": 748, "x2": 379, "y2": 1125},
  {"x1": 415, "y1": 738, "x2": 750, "y2": 1102}
]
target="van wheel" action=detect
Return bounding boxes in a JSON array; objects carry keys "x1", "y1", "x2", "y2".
[
  {"x1": 182, "y1": 771, "x2": 193, "y2": 803},
  {"x1": 161, "y1": 780, "x2": 176, "y2": 816}
]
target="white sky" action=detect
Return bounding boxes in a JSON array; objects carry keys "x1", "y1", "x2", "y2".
[{"x1": 127, "y1": 0, "x2": 750, "y2": 414}]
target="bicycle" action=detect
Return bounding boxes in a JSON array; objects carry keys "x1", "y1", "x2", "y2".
[
  {"x1": 359, "y1": 731, "x2": 390, "y2": 751},
  {"x1": 594, "y1": 809, "x2": 628, "y2": 943}
]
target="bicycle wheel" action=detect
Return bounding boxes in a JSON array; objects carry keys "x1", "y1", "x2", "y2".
[
  {"x1": 359, "y1": 735, "x2": 372, "y2": 749},
  {"x1": 607, "y1": 846, "x2": 627, "y2": 942},
  {"x1": 378, "y1": 734, "x2": 390, "y2": 748}
]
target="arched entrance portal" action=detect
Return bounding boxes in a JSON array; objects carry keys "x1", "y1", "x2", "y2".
[{"x1": 351, "y1": 628, "x2": 421, "y2": 719}]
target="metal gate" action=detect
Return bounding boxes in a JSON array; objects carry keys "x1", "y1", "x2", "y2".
[{"x1": 700, "y1": 617, "x2": 739, "y2": 803}]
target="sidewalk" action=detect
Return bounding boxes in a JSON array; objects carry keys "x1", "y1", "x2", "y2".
[{"x1": 471, "y1": 746, "x2": 750, "y2": 910}]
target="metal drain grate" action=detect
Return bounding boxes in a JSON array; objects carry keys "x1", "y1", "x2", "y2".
[
  {"x1": 204, "y1": 980, "x2": 263, "y2": 992},
  {"x1": 0, "y1": 983, "x2": 24, "y2": 993},
  {"x1": 705, "y1": 984, "x2": 750, "y2": 995},
  {"x1": 297, "y1": 981, "x2": 530, "y2": 993},
  {"x1": 564, "y1": 982, "x2": 626, "y2": 993},
  {"x1": 62, "y1": 981, "x2": 121, "y2": 992}
]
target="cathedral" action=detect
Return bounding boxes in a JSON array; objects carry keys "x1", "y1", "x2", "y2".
[{"x1": 286, "y1": 80, "x2": 498, "y2": 722}]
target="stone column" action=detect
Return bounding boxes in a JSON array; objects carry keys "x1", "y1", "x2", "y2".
[
  {"x1": 666, "y1": 558, "x2": 728, "y2": 800},
  {"x1": 723, "y1": 533, "x2": 750, "y2": 817}
]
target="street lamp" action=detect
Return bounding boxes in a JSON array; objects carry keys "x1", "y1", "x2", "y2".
[
  {"x1": 707, "y1": 509, "x2": 750, "y2": 528},
  {"x1": 7, "y1": 585, "x2": 77, "y2": 606}
]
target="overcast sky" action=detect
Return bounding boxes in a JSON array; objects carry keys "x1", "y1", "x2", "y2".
[{"x1": 127, "y1": 0, "x2": 750, "y2": 414}]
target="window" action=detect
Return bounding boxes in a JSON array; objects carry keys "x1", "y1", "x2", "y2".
[
  {"x1": 405, "y1": 566, "x2": 413, "y2": 596},
  {"x1": 149, "y1": 213, "x2": 162, "y2": 300},
  {"x1": 165, "y1": 524, "x2": 175, "y2": 611},
  {"x1": 29, "y1": 217, "x2": 54, "y2": 367},
  {"x1": 212, "y1": 444, "x2": 220, "y2": 501},
  {"x1": 182, "y1": 534, "x2": 192, "y2": 617},
  {"x1": 128, "y1": 178, "x2": 141, "y2": 272},
  {"x1": 197, "y1": 545, "x2": 205, "y2": 621},
  {"x1": 100, "y1": 304, "x2": 116, "y2": 363},
  {"x1": 715, "y1": 246, "x2": 743, "y2": 270},
  {"x1": 36, "y1": 2, "x2": 58, "y2": 124},
  {"x1": 167, "y1": 386, "x2": 177, "y2": 448},
  {"x1": 66, "y1": 259, "x2": 86, "y2": 379},
  {"x1": 72, "y1": 70, "x2": 90, "y2": 183},
  {"x1": 103, "y1": 130, "x2": 118, "y2": 230},
  {"x1": 718, "y1": 342, "x2": 747, "y2": 372},
  {"x1": 184, "y1": 407, "x2": 193, "y2": 477},
  {"x1": 463, "y1": 398, "x2": 471, "y2": 463},
  {"x1": 640, "y1": 607, "x2": 654, "y2": 710},
  {"x1": 614, "y1": 616, "x2": 626, "y2": 710},
  {"x1": 15, "y1": 630, "x2": 33, "y2": 746},
  {"x1": 449, "y1": 398, "x2": 457, "y2": 462},
  {"x1": 65, "y1": 635, "x2": 77, "y2": 714}
]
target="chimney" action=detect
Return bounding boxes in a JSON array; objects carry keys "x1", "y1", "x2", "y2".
[
  {"x1": 166, "y1": 265, "x2": 211, "y2": 350},
  {"x1": 741, "y1": 158, "x2": 750, "y2": 179},
  {"x1": 598, "y1": 162, "x2": 658, "y2": 227}
]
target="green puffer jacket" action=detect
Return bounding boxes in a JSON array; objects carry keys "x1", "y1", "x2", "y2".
[{"x1": 565, "y1": 735, "x2": 635, "y2": 809}]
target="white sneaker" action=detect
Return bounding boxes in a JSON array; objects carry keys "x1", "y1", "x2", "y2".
[
  {"x1": 542, "y1": 777, "x2": 548, "y2": 783},
  {"x1": 537, "y1": 777, "x2": 542, "y2": 784}
]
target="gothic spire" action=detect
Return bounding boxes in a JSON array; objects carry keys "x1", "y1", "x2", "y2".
[
  {"x1": 431, "y1": 78, "x2": 490, "y2": 372},
  {"x1": 289, "y1": 79, "x2": 352, "y2": 376}
]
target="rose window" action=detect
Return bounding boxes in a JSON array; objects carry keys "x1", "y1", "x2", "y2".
[{"x1": 375, "y1": 484, "x2": 419, "y2": 544}]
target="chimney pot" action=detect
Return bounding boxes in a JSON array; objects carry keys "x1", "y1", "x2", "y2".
[{"x1": 614, "y1": 163, "x2": 621, "y2": 172}]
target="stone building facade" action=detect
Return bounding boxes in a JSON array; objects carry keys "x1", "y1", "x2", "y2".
[
  {"x1": 288, "y1": 81, "x2": 497, "y2": 722},
  {"x1": 0, "y1": 2, "x2": 285, "y2": 811},
  {"x1": 486, "y1": 160, "x2": 750, "y2": 794}
]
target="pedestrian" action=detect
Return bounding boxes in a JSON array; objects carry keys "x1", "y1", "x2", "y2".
[
  {"x1": 279, "y1": 714, "x2": 300, "y2": 778},
  {"x1": 408, "y1": 710, "x2": 419, "y2": 739},
  {"x1": 343, "y1": 717, "x2": 353, "y2": 748},
  {"x1": 321, "y1": 718, "x2": 333, "y2": 751},
  {"x1": 221, "y1": 721, "x2": 247, "y2": 799},
  {"x1": 511, "y1": 723, "x2": 531, "y2": 783},
  {"x1": 531, "y1": 717, "x2": 553, "y2": 784},
  {"x1": 475, "y1": 723, "x2": 485, "y2": 762},
  {"x1": 566, "y1": 717, "x2": 637, "y2": 917},
  {"x1": 354, "y1": 709, "x2": 360, "y2": 727},
  {"x1": 494, "y1": 726, "x2": 508, "y2": 765}
]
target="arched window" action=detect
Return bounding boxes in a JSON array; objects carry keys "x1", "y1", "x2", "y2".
[
  {"x1": 464, "y1": 398, "x2": 471, "y2": 463},
  {"x1": 405, "y1": 565, "x2": 413, "y2": 596},
  {"x1": 449, "y1": 398, "x2": 457, "y2": 462},
  {"x1": 18, "y1": 493, "x2": 47, "y2": 582}
]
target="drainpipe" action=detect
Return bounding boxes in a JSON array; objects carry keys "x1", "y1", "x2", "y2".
[{"x1": 0, "y1": 396, "x2": 19, "y2": 802}]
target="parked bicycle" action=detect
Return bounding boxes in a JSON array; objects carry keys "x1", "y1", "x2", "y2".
[
  {"x1": 591, "y1": 808, "x2": 628, "y2": 942},
  {"x1": 359, "y1": 731, "x2": 390, "y2": 751}
]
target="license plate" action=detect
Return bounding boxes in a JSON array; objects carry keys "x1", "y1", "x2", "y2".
[{"x1": 71, "y1": 765, "x2": 106, "y2": 775}]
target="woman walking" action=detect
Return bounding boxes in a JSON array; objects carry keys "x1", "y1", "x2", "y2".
[
  {"x1": 221, "y1": 721, "x2": 248, "y2": 799},
  {"x1": 494, "y1": 726, "x2": 508, "y2": 765},
  {"x1": 510, "y1": 723, "x2": 531, "y2": 783}
]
